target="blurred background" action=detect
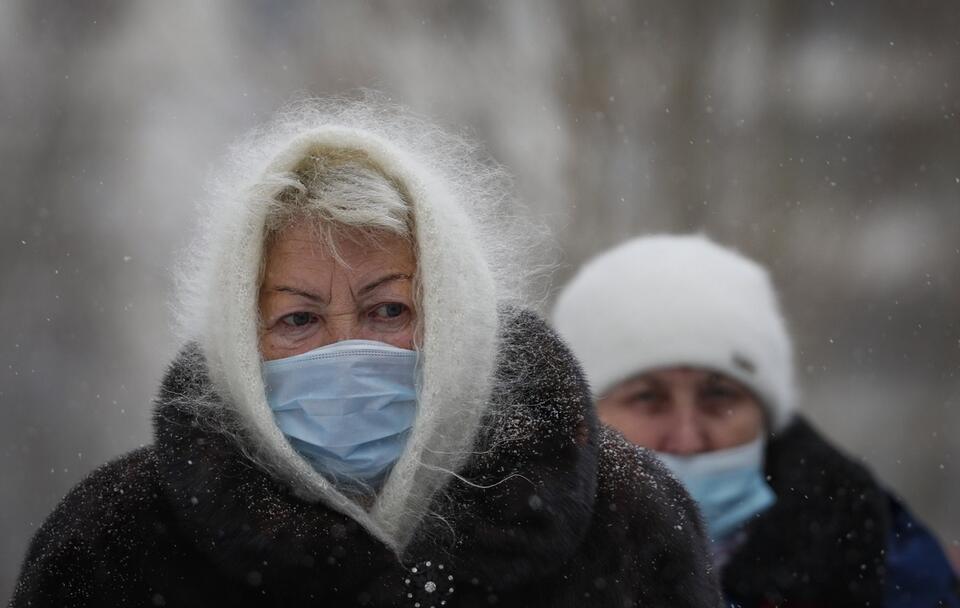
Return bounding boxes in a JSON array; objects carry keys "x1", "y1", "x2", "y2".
[{"x1": 2, "y1": 0, "x2": 958, "y2": 598}]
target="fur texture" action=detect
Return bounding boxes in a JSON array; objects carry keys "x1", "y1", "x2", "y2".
[
  {"x1": 552, "y1": 234, "x2": 796, "y2": 430},
  {"x1": 12, "y1": 312, "x2": 722, "y2": 607}
]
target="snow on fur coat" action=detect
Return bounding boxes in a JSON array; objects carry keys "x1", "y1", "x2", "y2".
[{"x1": 12, "y1": 311, "x2": 722, "y2": 608}]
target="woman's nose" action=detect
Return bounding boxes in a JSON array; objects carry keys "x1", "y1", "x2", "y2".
[
  {"x1": 661, "y1": 408, "x2": 708, "y2": 455},
  {"x1": 326, "y1": 313, "x2": 361, "y2": 344}
]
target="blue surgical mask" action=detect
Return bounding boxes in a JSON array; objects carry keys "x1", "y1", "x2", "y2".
[
  {"x1": 656, "y1": 437, "x2": 776, "y2": 541},
  {"x1": 262, "y1": 339, "x2": 418, "y2": 487}
]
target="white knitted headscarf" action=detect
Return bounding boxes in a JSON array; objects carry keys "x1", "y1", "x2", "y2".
[
  {"x1": 553, "y1": 234, "x2": 797, "y2": 431},
  {"x1": 174, "y1": 100, "x2": 535, "y2": 552}
]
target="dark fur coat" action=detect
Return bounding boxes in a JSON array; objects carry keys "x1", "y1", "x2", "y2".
[
  {"x1": 12, "y1": 312, "x2": 721, "y2": 607},
  {"x1": 723, "y1": 416, "x2": 960, "y2": 607}
]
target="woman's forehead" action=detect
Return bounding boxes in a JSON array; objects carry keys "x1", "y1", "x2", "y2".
[
  {"x1": 261, "y1": 224, "x2": 416, "y2": 297},
  {"x1": 267, "y1": 224, "x2": 414, "y2": 268}
]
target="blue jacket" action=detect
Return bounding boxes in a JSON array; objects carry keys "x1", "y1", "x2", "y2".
[{"x1": 884, "y1": 495, "x2": 959, "y2": 607}]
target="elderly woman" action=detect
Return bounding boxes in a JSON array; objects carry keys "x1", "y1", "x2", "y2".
[
  {"x1": 553, "y1": 234, "x2": 960, "y2": 607},
  {"x1": 12, "y1": 105, "x2": 720, "y2": 607}
]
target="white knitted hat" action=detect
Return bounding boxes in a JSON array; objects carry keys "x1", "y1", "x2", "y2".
[{"x1": 552, "y1": 234, "x2": 797, "y2": 431}]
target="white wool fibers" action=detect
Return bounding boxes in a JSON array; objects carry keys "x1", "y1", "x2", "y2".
[{"x1": 168, "y1": 94, "x2": 550, "y2": 552}]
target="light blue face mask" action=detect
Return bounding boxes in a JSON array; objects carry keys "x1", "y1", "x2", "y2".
[
  {"x1": 657, "y1": 437, "x2": 776, "y2": 541},
  {"x1": 262, "y1": 339, "x2": 418, "y2": 488}
]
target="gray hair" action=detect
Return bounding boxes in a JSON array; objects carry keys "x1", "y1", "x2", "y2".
[{"x1": 263, "y1": 150, "x2": 414, "y2": 258}]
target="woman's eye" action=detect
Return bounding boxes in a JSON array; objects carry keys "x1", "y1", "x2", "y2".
[
  {"x1": 280, "y1": 312, "x2": 316, "y2": 327},
  {"x1": 699, "y1": 387, "x2": 744, "y2": 417},
  {"x1": 627, "y1": 390, "x2": 658, "y2": 403},
  {"x1": 624, "y1": 391, "x2": 669, "y2": 415},
  {"x1": 371, "y1": 302, "x2": 408, "y2": 320}
]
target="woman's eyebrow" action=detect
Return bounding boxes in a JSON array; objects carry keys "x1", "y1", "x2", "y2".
[
  {"x1": 272, "y1": 286, "x2": 326, "y2": 302},
  {"x1": 357, "y1": 273, "x2": 412, "y2": 297},
  {"x1": 705, "y1": 373, "x2": 736, "y2": 387}
]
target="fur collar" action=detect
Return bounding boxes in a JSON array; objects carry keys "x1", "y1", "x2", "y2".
[
  {"x1": 722, "y1": 417, "x2": 890, "y2": 605},
  {"x1": 152, "y1": 311, "x2": 600, "y2": 592}
]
